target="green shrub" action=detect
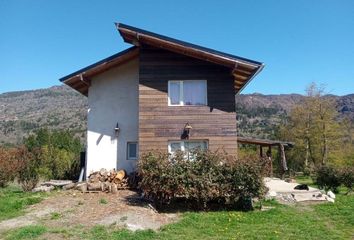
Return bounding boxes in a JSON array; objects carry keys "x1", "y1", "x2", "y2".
[
  {"x1": 138, "y1": 150, "x2": 266, "y2": 210},
  {"x1": 24, "y1": 128, "x2": 82, "y2": 180},
  {"x1": 340, "y1": 167, "x2": 354, "y2": 193},
  {"x1": 99, "y1": 198, "x2": 108, "y2": 204},
  {"x1": 50, "y1": 212, "x2": 62, "y2": 220},
  {"x1": 16, "y1": 147, "x2": 41, "y2": 192},
  {"x1": 315, "y1": 165, "x2": 341, "y2": 193}
]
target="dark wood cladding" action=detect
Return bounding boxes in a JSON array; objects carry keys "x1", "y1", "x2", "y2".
[{"x1": 139, "y1": 47, "x2": 237, "y2": 154}]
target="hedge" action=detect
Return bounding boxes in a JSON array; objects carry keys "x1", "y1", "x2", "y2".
[{"x1": 137, "y1": 150, "x2": 266, "y2": 210}]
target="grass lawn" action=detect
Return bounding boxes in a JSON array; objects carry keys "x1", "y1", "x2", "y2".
[
  {"x1": 0, "y1": 185, "x2": 47, "y2": 221},
  {"x1": 1, "y1": 180, "x2": 353, "y2": 240}
]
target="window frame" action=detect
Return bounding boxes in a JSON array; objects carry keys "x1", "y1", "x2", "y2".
[
  {"x1": 168, "y1": 140, "x2": 208, "y2": 160},
  {"x1": 127, "y1": 142, "x2": 138, "y2": 160},
  {"x1": 167, "y1": 80, "x2": 207, "y2": 106}
]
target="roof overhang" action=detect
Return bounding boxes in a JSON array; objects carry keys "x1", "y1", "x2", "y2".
[
  {"x1": 60, "y1": 23, "x2": 264, "y2": 96},
  {"x1": 117, "y1": 23, "x2": 264, "y2": 94},
  {"x1": 59, "y1": 47, "x2": 139, "y2": 96}
]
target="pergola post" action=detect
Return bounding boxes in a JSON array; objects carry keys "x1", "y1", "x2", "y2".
[
  {"x1": 278, "y1": 144, "x2": 288, "y2": 179},
  {"x1": 237, "y1": 137, "x2": 293, "y2": 179},
  {"x1": 266, "y1": 146, "x2": 273, "y2": 177}
]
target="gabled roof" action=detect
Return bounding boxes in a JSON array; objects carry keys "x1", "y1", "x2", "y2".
[
  {"x1": 60, "y1": 47, "x2": 138, "y2": 96},
  {"x1": 60, "y1": 23, "x2": 264, "y2": 96},
  {"x1": 117, "y1": 23, "x2": 264, "y2": 93}
]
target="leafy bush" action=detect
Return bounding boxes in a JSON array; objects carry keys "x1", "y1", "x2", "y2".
[
  {"x1": 16, "y1": 147, "x2": 41, "y2": 191},
  {"x1": 0, "y1": 148, "x2": 22, "y2": 187},
  {"x1": 138, "y1": 150, "x2": 266, "y2": 210},
  {"x1": 340, "y1": 167, "x2": 354, "y2": 193},
  {"x1": 314, "y1": 165, "x2": 341, "y2": 193}
]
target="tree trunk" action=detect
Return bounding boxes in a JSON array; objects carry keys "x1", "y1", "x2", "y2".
[{"x1": 305, "y1": 138, "x2": 309, "y2": 167}]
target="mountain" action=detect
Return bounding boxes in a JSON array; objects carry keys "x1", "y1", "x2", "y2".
[
  {"x1": 235, "y1": 93, "x2": 354, "y2": 139},
  {"x1": 0, "y1": 85, "x2": 353, "y2": 145},
  {"x1": 0, "y1": 85, "x2": 87, "y2": 145}
]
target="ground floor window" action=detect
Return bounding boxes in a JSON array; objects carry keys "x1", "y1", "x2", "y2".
[
  {"x1": 168, "y1": 140, "x2": 208, "y2": 160},
  {"x1": 127, "y1": 142, "x2": 138, "y2": 160}
]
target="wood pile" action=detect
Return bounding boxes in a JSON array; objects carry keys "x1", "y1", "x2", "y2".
[{"x1": 86, "y1": 169, "x2": 129, "y2": 193}]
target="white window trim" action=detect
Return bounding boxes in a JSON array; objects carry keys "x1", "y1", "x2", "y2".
[
  {"x1": 168, "y1": 80, "x2": 207, "y2": 106},
  {"x1": 168, "y1": 140, "x2": 208, "y2": 154},
  {"x1": 127, "y1": 142, "x2": 138, "y2": 160}
]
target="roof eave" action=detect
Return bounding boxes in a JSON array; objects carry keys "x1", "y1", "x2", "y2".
[
  {"x1": 60, "y1": 46, "x2": 139, "y2": 96},
  {"x1": 116, "y1": 23, "x2": 263, "y2": 94}
]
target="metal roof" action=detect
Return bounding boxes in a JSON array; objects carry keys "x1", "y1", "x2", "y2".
[
  {"x1": 117, "y1": 23, "x2": 264, "y2": 93},
  {"x1": 117, "y1": 23, "x2": 263, "y2": 66},
  {"x1": 60, "y1": 23, "x2": 264, "y2": 95}
]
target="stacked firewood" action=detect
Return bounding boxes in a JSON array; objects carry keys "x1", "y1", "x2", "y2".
[{"x1": 86, "y1": 169, "x2": 129, "y2": 193}]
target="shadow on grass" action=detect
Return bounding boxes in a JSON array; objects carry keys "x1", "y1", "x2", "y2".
[{"x1": 122, "y1": 190, "x2": 275, "y2": 214}]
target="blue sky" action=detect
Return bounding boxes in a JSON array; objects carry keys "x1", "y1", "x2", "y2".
[{"x1": 0, "y1": 0, "x2": 353, "y2": 95}]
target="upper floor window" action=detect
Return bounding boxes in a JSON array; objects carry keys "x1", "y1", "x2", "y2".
[{"x1": 168, "y1": 80, "x2": 207, "y2": 106}]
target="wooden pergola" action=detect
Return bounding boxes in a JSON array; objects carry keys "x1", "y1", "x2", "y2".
[{"x1": 237, "y1": 137, "x2": 294, "y2": 177}]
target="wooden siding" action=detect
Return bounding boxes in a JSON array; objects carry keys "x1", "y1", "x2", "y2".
[{"x1": 139, "y1": 47, "x2": 237, "y2": 155}]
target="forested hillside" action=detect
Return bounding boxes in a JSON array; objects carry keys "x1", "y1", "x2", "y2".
[
  {"x1": 0, "y1": 85, "x2": 353, "y2": 145},
  {"x1": 0, "y1": 86, "x2": 87, "y2": 145}
]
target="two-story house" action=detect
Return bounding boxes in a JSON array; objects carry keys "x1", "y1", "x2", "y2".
[{"x1": 60, "y1": 23, "x2": 264, "y2": 175}]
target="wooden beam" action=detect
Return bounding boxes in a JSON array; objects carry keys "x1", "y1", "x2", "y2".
[
  {"x1": 70, "y1": 80, "x2": 84, "y2": 89},
  {"x1": 234, "y1": 79, "x2": 246, "y2": 85},
  {"x1": 80, "y1": 74, "x2": 91, "y2": 87},
  {"x1": 77, "y1": 84, "x2": 89, "y2": 94},
  {"x1": 233, "y1": 68, "x2": 253, "y2": 76},
  {"x1": 237, "y1": 137, "x2": 294, "y2": 147}
]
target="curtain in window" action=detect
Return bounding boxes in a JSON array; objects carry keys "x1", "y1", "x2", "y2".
[
  {"x1": 183, "y1": 81, "x2": 206, "y2": 105},
  {"x1": 170, "y1": 142, "x2": 182, "y2": 154},
  {"x1": 185, "y1": 141, "x2": 207, "y2": 160},
  {"x1": 169, "y1": 82, "x2": 180, "y2": 105},
  {"x1": 185, "y1": 141, "x2": 207, "y2": 152}
]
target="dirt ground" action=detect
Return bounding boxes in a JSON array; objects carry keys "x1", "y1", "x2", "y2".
[{"x1": 0, "y1": 190, "x2": 179, "y2": 233}]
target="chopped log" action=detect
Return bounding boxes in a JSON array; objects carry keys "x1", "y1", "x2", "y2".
[
  {"x1": 63, "y1": 183, "x2": 76, "y2": 190},
  {"x1": 111, "y1": 183, "x2": 118, "y2": 194},
  {"x1": 76, "y1": 183, "x2": 87, "y2": 192},
  {"x1": 42, "y1": 180, "x2": 73, "y2": 187},
  {"x1": 85, "y1": 168, "x2": 130, "y2": 193},
  {"x1": 115, "y1": 170, "x2": 126, "y2": 181},
  {"x1": 104, "y1": 182, "x2": 112, "y2": 192},
  {"x1": 99, "y1": 168, "x2": 106, "y2": 175},
  {"x1": 32, "y1": 185, "x2": 54, "y2": 192},
  {"x1": 87, "y1": 182, "x2": 103, "y2": 191}
]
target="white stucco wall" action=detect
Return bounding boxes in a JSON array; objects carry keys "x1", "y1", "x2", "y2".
[{"x1": 86, "y1": 58, "x2": 139, "y2": 176}]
